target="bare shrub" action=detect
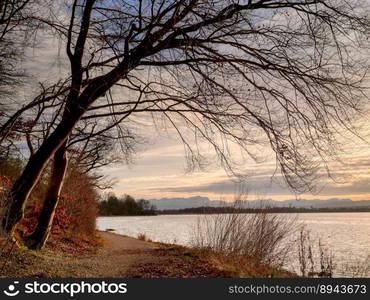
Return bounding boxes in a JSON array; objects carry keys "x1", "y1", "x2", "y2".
[
  {"x1": 192, "y1": 203, "x2": 298, "y2": 268},
  {"x1": 340, "y1": 255, "x2": 370, "y2": 278},
  {"x1": 137, "y1": 233, "x2": 146, "y2": 241},
  {"x1": 296, "y1": 227, "x2": 335, "y2": 278},
  {"x1": 137, "y1": 233, "x2": 152, "y2": 242}
]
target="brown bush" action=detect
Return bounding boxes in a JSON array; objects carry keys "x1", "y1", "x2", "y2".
[
  {"x1": 1, "y1": 155, "x2": 99, "y2": 241},
  {"x1": 17, "y1": 203, "x2": 70, "y2": 237},
  {"x1": 0, "y1": 156, "x2": 23, "y2": 223},
  {"x1": 192, "y1": 203, "x2": 298, "y2": 269},
  {"x1": 59, "y1": 165, "x2": 99, "y2": 239}
]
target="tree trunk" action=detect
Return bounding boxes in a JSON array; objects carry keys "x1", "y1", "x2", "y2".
[
  {"x1": 1, "y1": 110, "x2": 82, "y2": 238},
  {"x1": 24, "y1": 141, "x2": 68, "y2": 250},
  {"x1": 1, "y1": 59, "x2": 136, "y2": 239}
]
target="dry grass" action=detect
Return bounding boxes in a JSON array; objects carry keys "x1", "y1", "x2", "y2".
[
  {"x1": 340, "y1": 255, "x2": 370, "y2": 278},
  {"x1": 191, "y1": 203, "x2": 370, "y2": 278},
  {"x1": 137, "y1": 233, "x2": 152, "y2": 242},
  {"x1": 293, "y1": 227, "x2": 370, "y2": 278},
  {"x1": 192, "y1": 203, "x2": 299, "y2": 276},
  {"x1": 296, "y1": 226, "x2": 335, "y2": 277},
  {"x1": 0, "y1": 234, "x2": 100, "y2": 277},
  {"x1": 202, "y1": 250, "x2": 296, "y2": 278}
]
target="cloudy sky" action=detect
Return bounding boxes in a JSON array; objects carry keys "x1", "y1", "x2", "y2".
[
  {"x1": 20, "y1": 4, "x2": 370, "y2": 203},
  {"x1": 103, "y1": 123, "x2": 370, "y2": 201}
]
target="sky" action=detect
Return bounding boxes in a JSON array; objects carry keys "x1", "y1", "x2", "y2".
[
  {"x1": 16, "y1": 1, "x2": 370, "y2": 203},
  {"x1": 102, "y1": 125, "x2": 370, "y2": 201}
]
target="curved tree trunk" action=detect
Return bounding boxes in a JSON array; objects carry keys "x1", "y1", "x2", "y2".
[
  {"x1": 24, "y1": 141, "x2": 68, "y2": 250},
  {"x1": 1, "y1": 55, "x2": 136, "y2": 239},
  {"x1": 1, "y1": 111, "x2": 82, "y2": 238}
]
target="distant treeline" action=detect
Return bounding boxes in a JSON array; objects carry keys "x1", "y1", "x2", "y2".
[
  {"x1": 158, "y1": 206, "x2": 370, "y2": 215},
  {"x1": 99, "y1": 195, "x2": 157, "y2": 216}
]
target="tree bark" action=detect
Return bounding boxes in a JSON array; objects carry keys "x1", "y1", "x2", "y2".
[
  {"x1": 1, "y1": 109, "x2": 82, "y2": 237},
  {"x1": 2, "y1": 55, "x2": 137, "y2": 239},
  {"x1": 24, "y1": 141, "x2": 68, "y2": 250}
]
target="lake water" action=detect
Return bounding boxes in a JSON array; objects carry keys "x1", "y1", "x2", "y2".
[{"x1": 97, "y1": 213, "x2": 370, "y2": 277}]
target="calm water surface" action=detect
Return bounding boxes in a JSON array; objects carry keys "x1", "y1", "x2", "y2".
[{"x1": 97, "y1": 213, "x2": 370, "y2": 276}]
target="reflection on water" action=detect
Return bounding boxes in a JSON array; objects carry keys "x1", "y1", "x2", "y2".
[{"x1": 97, "y1": 212, "x2": 370, "y2": 277}]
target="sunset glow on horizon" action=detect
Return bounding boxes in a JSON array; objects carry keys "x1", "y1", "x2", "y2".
[{"x1": 104, "y1": 125, "x2": 370, "y2": 202}]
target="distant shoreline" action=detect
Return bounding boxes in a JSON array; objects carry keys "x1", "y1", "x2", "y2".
[
  {"x1": 156, "y1": 206, "x2": 370, "y2": 215},
  {"x1": 97, "y1": 206, "x2": 370, "y2": 217}
]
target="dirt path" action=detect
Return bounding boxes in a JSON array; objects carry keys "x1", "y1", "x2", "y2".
[
  {"x1": 1, "y1": 231, "x2": 223, "y2": 278},
  {"x1": 77, "y1": 231, "x2": 164, "y2": 277},
  {"x1": 84, "y1": 231, "x2": 222, "y2": 277}
]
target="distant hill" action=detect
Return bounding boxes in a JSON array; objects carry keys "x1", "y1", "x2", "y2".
[{"x1": 148, "y1": 196, "x2": 370, "y2": 210}]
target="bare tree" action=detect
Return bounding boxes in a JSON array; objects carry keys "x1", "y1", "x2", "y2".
[
  {"x1": 2, "y1": 0, "x2": 370, "y2": 244},
  {"x1": 23, "y1": 119, "x2": 137, "y2": 249},
  {"x1": 1, "y1": 65, "x2": 136, "y2": 248},
  {"x1": 0, "y1": 1, "x2": 31, "y2": 29},
  {"x1": 0, "y1": 0, "x2": 31, "y2": 110},
  {"x1": 0, "y1": 0, "x2": 49, "y2": 155}
]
